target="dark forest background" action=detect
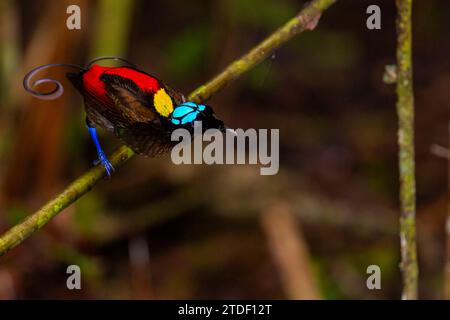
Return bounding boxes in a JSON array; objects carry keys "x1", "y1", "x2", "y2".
[{"x1": 0, "y1": 0, "x2": 449, "y2": 299}]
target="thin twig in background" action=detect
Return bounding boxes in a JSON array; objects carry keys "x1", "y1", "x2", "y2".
[
  {"x1": 261, "y1": 203, "x2": 320, "y2": 299},
  {"x1": 129, "y1": 236, "x2": 154, "y2": 299},
  {"x1": 446, "y1": 122, "x2": 450, "y2": 299},
  {"x1": 0, "y1": 0, "x2": 337, "y2": 257},
  {"x1": 395, "y1": 0, "x2": 418, "y2": 300},
  {"x1": 92, "y1": 0, "x2": 136, "y2": 57},
  {"x1": 431, "y1": 131, "x2": 450, "y2": 299},
  {"x1": 431, "y1": 140, "x2": 450, "y2": 298}
]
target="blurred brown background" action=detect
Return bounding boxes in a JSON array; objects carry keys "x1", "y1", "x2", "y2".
[{"x1": 0, "y1": 0, "x2": 449, "y2": 299}]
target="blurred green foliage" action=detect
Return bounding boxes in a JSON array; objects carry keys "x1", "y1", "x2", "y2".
[
  {"x1": 164, "y1": 26, "x2": 211, "y2": 79},
  {"x1": 230, "y1": 0, "x2": 296, "y2": 29}
]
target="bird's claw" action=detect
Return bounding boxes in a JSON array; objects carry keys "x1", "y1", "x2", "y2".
[{"x1": 94, "y1": 151, "x2": 115, "y2": 176}]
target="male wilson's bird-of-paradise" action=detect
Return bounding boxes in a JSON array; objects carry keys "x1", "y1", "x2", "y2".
[{"x1": 23, "y1": 57, "x2": 226, "y2": 176}]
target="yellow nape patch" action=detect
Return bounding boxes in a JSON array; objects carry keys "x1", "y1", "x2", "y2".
[{"x1": 153, "y1": 88, "x2": 174, "y2": 117}]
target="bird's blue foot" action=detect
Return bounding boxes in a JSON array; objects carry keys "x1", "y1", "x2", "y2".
[
  {"x1": 87, "y1": 124, "x2": 114, "y2": 177},
  {"x1": 94, "y1": 150, "x2": 115, "y2": 176}
]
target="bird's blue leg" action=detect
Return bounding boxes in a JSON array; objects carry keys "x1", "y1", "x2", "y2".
[{"x1": 86, "y1": 119, "x2": 114, "y2": 176}]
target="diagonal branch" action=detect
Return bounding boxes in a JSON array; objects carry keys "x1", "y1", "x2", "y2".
[{"x1": 0, "y1": 0, "x2": 337, "y2": 257}]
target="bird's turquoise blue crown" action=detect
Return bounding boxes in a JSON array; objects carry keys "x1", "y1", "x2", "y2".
[{"x1": 170, "y1": 101, "x2": 206, "y2": 125}]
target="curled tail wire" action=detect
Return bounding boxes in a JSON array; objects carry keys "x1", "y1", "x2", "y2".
[
  {"x1": 23, "y1": 63, "x2": 85, "y2": 100},
  {"x1": 23, "y1": 56, "x2": 135, "y2": 100}
]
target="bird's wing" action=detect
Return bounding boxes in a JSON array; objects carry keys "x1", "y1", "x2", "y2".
[
  {"x1": 100, "y1": 73, "x2": 161, "y2": 125},
  {"x1": 67, "y1": 71, "x2": 128, "y2": 129},
  {"x1": 114, "y1": 123, "x2": 176, "y2": 157}
]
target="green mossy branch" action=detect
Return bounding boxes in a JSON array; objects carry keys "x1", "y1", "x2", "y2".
[
  {"x1": 395, "y1": 0, "x2": 418, "y2": 300},
  {"x1": 0, "y1": 0, "x2": 336, "y2": 257}
]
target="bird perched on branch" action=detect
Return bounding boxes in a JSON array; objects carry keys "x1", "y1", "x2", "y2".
[{"x1": 24, "y1": 57, "x2": 226, "y2": 176}]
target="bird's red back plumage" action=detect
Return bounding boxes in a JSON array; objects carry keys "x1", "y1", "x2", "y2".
[
  {"x1": 24, "y1": 58, "x2": 225, "y2": 159},
  {"x1": 81, "y1": 64, "x2": 161, "y2": 103}
]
